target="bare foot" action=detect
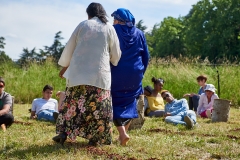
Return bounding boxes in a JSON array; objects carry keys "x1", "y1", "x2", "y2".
[{"x1": 120, "y1": 134, "x2": 130, "y2": 146}]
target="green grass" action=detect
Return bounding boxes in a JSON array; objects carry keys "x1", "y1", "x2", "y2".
[
  {"x1": 1, "y1": 60, "x2": 240, "y2": 159},
  {"x1": 1, "y1": 104, "x2": 240, "y2": 159},
  {"x1": 1, "y1": 59, "x2": 240, "y2": 106},
  {"x1": 143, "y1": 62, "x2": 240, "y2": 107},
  {"x1": 1, "y1": 60, "x2": 66, "y2": 103}
]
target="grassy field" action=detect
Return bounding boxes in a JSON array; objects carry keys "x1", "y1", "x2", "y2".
[
  {"x1": 1, "y1": 59, "x2": 240, "y2": 106},
  {"x1": 0, "y1": 104, "x2": 240, "y2": 159},
  {"x1": 1, "y1": 60, "x2": 240, "y2": 159}
]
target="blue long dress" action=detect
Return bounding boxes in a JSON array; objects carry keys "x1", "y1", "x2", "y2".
[{"x1": 111, "y1": 24, "x2": 150, "y2": 120}]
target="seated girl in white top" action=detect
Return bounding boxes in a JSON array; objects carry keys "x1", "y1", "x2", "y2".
[{"x1": 197, "y1": 84, "x2": 219, "y2": 118}]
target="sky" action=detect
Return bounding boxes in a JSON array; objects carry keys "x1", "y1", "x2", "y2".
[{"x1": 0, "y1": 0, "x2": 199, "y2": 60}]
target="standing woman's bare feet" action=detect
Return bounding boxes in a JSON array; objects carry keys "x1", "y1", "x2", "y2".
[{"x1": 120, "y1": 134, "x2": 130, "y2": 146}]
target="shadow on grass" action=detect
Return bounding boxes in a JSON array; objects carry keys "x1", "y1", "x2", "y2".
[
  {"x1": 3, "y1": 141, "x2": 144, "y2": 160},
  {"x1": 3, "y1": 141, "x2": 88, "y2": 159}
]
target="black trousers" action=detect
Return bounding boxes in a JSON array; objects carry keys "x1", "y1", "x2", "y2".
[
  {"x1": 0, "y1": 114, "x2": 14, "y2": 127},
  {"x1": 189, "y1": 95, "x2": 200, "y2": 111}
]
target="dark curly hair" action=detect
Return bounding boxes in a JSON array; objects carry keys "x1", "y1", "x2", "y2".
[
  {"x1": 86, "y1": 3, "x2": 108, "y2": 24},
  {"x1": 151, "y1": 77, "x2": 165, "y2": 84}
]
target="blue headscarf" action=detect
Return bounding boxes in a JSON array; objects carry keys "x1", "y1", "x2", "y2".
[{"x1": 111, "y1": 8, "x2": 135, "y2": 27}]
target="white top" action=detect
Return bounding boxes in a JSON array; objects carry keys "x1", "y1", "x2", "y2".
[
  {"x1": 31, "y1": 98, "x2": 58, "y2": 115},
  {"x1": 197, "y1": 93, "x2": 219, "y2": 115},
  {"x1": 58, "y1": 17, "x2": 121, "y2": 89}
]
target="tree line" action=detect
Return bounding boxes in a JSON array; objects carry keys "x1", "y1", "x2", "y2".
[
  {"x1": 145, "y1": 0, "x2": 240, "y2": 63},
  {"x1": 1, "y1": 0, "x2": 240, "y2": 66}
]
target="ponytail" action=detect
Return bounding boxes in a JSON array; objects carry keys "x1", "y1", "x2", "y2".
[
  {"x1": 152, "y1": 77, "x2": 165, "y2": 84},
  {"x1": 86, "y1": 3, "x2": 108, "y2": 24}
]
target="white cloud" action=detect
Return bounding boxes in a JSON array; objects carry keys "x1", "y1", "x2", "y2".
[{"x1": 0, "y1": 0, "x2": 200, "y2": 60}]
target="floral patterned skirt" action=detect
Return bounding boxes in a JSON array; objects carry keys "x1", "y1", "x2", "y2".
[{"x1": 56, "y1": 85, "x2": 112, "y2": 145}]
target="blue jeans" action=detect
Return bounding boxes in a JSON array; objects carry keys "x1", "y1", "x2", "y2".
[
  {"x1": 37, "y1": 109, "x2": 55, "y2": 122},
  {"x1": 165, "y1": 110, "x2": 197, "y2": 125}
]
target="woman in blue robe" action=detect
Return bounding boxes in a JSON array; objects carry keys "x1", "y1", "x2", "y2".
[{"x1": 111, "y1": 8, "x2": 150, "y2": 146}]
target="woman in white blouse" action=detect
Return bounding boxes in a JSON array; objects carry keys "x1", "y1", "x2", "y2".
[
  {"x1": 52, "y1": 3, "x2": 121, "y2": 146},
  {"x1": 197, "y1": 84, "x2": 219, "y2": 118}
]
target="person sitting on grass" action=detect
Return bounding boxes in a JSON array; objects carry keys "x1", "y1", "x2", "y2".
[
  {"x1": 161, "y1": 90, "x2": 197, "y2": 129},
  {"x1": 143, "y1": 85, "x2": 153, "y2": 113},
  {"x1": 0, "y1": 77, "x2": 14, "y2": 128},
  {"x1": 145, "y1": 77, "x2": 165, "y2": 117},
  {"x1": 30, "y1": 85, "x2": 58, "y2": 122},
  {"x1": 183, "y1": 75, "x2": 208, "y2": 113},
  {"x1": 197, "y1": 84, "x2": 219, "y2": 118}
]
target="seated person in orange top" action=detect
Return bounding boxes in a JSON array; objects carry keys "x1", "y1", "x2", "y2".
[{"x1": 146, "y1": 77, "x2": 165, "y2": 117}]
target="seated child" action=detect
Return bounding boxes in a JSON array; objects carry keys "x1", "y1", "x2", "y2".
[
  {"x1": 30, "y1": 85, "x2": 58, "y2": 122},
  {"x1": 197, "y1": 84, "x2": 219, "y2": 118},
  {"x1": 183, "y1": 75, "x2": 208, "y2": 112}
]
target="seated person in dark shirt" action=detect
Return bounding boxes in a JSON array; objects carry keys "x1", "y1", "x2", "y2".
[{"x1": 0, "y1": 77, "x2": 14, "y2": 128}]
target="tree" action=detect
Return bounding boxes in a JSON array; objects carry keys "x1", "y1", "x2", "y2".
[
  {"x1": 44, "y1": 31, "x2": 65, "y2": 62},
  {"x1": 184, "y1": 0, "x2": 240, "y2": 62},
  {"x1": 0, "y1": 37, "x2": 5, "y2": 49},
  {"x1": 145, "y1": 23, "x2": 160, "y2": 56},
  {"x1": 18, "y1": 48, "x2": 38, "y2": 67},
  {"x1": 0, "y1": 37, "x2": 12, "y2": 62},
  {"x1": 148, "y1": 17, "x2": 186, "y2": 58},
  {"x1": 136, "y1": 20, "x2": 147, "y2": 33}
]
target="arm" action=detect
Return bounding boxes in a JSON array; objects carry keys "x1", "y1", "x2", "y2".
[
  {"x1": 170, "y1": 99, "x2": 188, "y2": 116},
  {"x1": 140, "y1": 33, "x2": 150, "y2": 74},
  {"x1": 56, "y1": 91, "x2": 66, "y2": 111},
  {"x1": 59, "y1": 67, "x2": 68, "y2": 79},
  {"x1": 164, "y1": 104, "x2": 171, "y2": 117},
  {"x1": 183, "y1": 93, "x2": 198, "y2": 97},
  {"x1": 30, "y1": 111, "x2": 37, "y2": 119},
  {"x1": 58, "y1": 25, "x2": 80, "y2": 67},
  {"x1": 0, "y1": 94, "x2": 12, "y2": 116},
  {"x1": 109, "y1": 26, "x2": 121, "y2": 66},
  {"x1": 55, "y1": 100, "x2": 59, "y2": 112},
  {"x1": 147, "y1": 98, "x2": 159, "y2": 111},
  {"x1": 208, "y1": 94, "x2": 219, "y2": 109},
  {"x1": 30, "y1": 100, "x2": 37, "y2": 119},
  {"x1": 0, "y1": 105, "x2": 10, "y2": 116}
]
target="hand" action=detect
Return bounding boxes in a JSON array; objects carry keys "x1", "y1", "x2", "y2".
[
  {"x1": 30, "y1": 115, "x2": 37, "y2": 119},
  {"x1": 56, "y1": 91, "x2": 61, "y2": 97},
  {"x1": 59, "y1": 67, "x2": 68, "y2": 78},
  {"x1": 190, "y1": 93, "x2": 195, "y2": 97},
  {"x1": 183, "y1": 94, "x2": 190, "y2": 97},
  {"x1": 164, "y1": 112, "x2": 171, "y2": 117}
]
